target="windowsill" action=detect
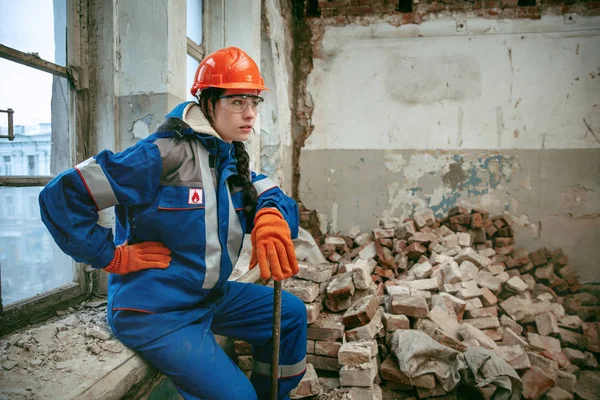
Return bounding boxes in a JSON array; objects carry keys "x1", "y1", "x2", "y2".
[{"x1": 0, "y1": 243, "x2": 258, "y2": 399}]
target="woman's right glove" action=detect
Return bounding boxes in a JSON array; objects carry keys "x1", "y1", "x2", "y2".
[
  {"x1": 103, "y1": 241, "x2": 172, "y2": 275},
  {"x1": 249, "y1": 208, "x2": 299, "y2": 281}
]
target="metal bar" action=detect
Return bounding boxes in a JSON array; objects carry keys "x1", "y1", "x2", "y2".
[
  {"x1": 0, "y1": 176, "x2": 53, "y2": 187},
  {"x1": 0, "y1": 108, "x2": 15, "y2": 140},
  {"x1": 271, "y1": 280, "x2": 282, "y2": 400},
  {"x1": 0, "y1": 44, "x2": 70, "y2": 79}
]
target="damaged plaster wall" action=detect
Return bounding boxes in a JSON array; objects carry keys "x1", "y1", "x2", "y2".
[
  {"x1": 116, "y1": 0, "x2": 187, "y2": 151},
  {"x1": 260, "y1": 0, "x2": 296, "y2": 193},
  {"x1": 299, "y1": 16, "x2": 600, "y2": 281}
]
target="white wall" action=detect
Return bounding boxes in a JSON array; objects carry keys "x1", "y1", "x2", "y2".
[{"x1": 305, "y1": 16, "x2": 600, "y2": 151}]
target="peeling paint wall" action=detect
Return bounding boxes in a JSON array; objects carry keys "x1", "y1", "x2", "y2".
[
  {"x1": 260, "y1": 0, "x2": 295, "y2": 193},
  {"x1": 299, "y1": 15, "x2": 600, "y2": 281},
  {"x1": 115, "y1": 0, "x2": 187, "y2": 150}
]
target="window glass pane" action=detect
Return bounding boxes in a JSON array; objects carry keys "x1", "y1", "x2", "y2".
[
  {"x1": 0, "y1": 187, "x2": 74, "y2": 306},
  {"x1": 186, "y1": 55, "x2": 200, "y2": 102},
  {"x1": 187, "y1": 0, "x2": 203, "y2": 45},
  {"x1": 0, "y1": 59, "x2": 71, "y2": 176},
  {"x1": 0, "y1": 0, "x2": 68, "y2": 66}
]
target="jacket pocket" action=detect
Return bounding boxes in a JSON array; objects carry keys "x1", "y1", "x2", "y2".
[
  {"x1": 149, "y1": 185, "x2": 207, "y2": 250},
  {"x1": 158, "y1": 185, "x2": 205, "y2": 210}
]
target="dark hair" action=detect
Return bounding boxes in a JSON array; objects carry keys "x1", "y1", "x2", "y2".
[{"x1": 198, "y1": 88, "x2": 258, "y2": 215}]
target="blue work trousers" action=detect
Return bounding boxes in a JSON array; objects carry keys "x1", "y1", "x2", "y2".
[{"x1": 109, "y1": 281, "x2": 307, "y2": 400}]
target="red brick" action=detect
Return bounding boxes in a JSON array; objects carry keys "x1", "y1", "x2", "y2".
[{"x1": 521, "y1": 366, "x2": 555, "y2": 400}]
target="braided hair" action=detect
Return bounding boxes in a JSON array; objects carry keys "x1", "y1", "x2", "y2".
[{"x1": 198, "y1": 88, "x2": 258, "y2": 215}]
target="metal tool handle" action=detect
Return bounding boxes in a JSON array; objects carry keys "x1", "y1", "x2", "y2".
[{"x1": 271, "y1": 280, "x2": 282, "y2": 400}]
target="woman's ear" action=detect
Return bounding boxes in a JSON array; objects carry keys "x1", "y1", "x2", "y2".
[{"x1": 207, "y1": 99, "x2": 216, "y2": 120}]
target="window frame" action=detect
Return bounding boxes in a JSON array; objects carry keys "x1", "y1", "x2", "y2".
[
  {"x1": 187, "y1": 0, "x2": 205, "y2": 64},
  {"x1": 0, "y1": 0, "x2": 90, "y2": 334}
]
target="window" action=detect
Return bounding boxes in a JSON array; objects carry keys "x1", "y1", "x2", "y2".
[
  {"x1": 28, "y1": 155, "x2": 36, "y2": 175},
  {"x1": 27, "y1": 194, "x2": 38, "y2": 219},
  {"x1": 4, "y1": 195, "x2": 15, "y2": 218},
  {"x1": 0, "y1": 0, "x2": 88, "y2": 333},
  {"x1": 2, "y1": 155, "x2": 11, "y2": 175},
  {"x1": 186, "y1": 0, "x2": 204, "y2": 101}
]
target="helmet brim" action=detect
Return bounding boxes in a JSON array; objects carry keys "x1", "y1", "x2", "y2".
[{"x1": 209, "y1": 82, "x2": 270, "y2": 91}]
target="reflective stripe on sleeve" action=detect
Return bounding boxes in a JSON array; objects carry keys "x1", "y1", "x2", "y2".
[
  {"x1": 252, "y1": 177, "x2": 276, "y2": 197},
  {"x1": 198, "y1": 144, "x2": 222, "y2": 289},
  {"x1": 226, "y1": 184, "x2": 243, "y2": 268},
  {"x1": 75, "y1": 157, "x2": 119, "y2": 210},
  {"x1": 252, "y1": 357, "x2": 307, "y2": 378}
]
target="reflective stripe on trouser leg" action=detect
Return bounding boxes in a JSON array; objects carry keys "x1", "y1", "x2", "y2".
[
  {"x1": 252, "y1": 357, "x2": 307, "y2": 379},
  {"x1": 250, "y1": 291, "x2": 307, "y2": 400}
]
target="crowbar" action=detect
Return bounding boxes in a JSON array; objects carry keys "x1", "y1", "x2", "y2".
[{"x1": 271, "y1": 280, "x2": 282, "y2": 400}]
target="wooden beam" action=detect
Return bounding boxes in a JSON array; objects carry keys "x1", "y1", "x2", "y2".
[
  {"x1": 0, "y1": 44, "x2": 70, "y2": 80},
  {"x1": 187, "y1": 38, "x2": 204, "y2": 63},
  {"x1": 0, "y1": 176, "x2": 53, "y2": 187},
  {"x1": 0, "y1": 283, "x2": 86, "y2": 337}
]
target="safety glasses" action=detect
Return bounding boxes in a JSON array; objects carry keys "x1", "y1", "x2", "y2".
[{"x1": 218, "y1": 94, "x2": 264, "y2": 114}]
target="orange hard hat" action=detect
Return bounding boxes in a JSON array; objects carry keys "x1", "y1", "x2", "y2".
[{"x1": 190, "y1": 47, "x2": 269, "y2": 97}]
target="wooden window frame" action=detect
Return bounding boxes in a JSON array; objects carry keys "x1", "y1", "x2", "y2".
[{"x1": 0, "y1": 0, "x2": 91, "y2": 336}]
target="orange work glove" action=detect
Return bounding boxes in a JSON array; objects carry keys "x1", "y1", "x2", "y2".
[
  {"x1": 103, "y1": 241, "x2": 172, "y2": 275},
  {"x1": 249, "y1": 208, "x2": 298, "y2": 281}
]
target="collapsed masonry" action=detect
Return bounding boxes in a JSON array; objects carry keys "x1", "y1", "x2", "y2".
[{"x1": 235, "y1": 207, "x2": 600, "y2": 400}]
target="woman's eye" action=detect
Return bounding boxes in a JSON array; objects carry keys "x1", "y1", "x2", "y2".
[{"x1": 231, "y1": 100, "x2": 242, "y2": 106}]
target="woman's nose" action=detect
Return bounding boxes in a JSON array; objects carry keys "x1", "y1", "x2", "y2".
[{"x1": 243, "y1": 106, "x2": 256, "y2": 119}]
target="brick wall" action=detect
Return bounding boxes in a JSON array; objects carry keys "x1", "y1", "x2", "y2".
[{"x1": 312, "y1": 0, "x2": 600, "y2": 19}]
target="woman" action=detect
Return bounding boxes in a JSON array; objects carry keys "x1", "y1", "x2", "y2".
[{"x1": 39, "y1": 47, "x2": 307, "y2": 400}]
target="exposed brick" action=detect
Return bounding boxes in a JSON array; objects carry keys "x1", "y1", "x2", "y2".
[
  {"x1": 405, "y1": 242, "x2": 427, "y2": 260},
  {"x1": 382, "y1": 312, "x2": 410, "y2": 331},
  {"x1": 297, "y1": 262, "x2": 334, "y2": 283},
  {"x1": 574, "y1": 371, "x2": 600, "y2": 400},
  {"x1": 563, "y1": 347, "x2": 586, "y2": 365},
  {"x1": 338, "y1": 341, "x2": 377, "y2": 366},
  {"x1": 234, "y1": 340, "x2": 252, "y2": 355},
  {"x1": 306, "y1": 354, "x2": 339, "y2": 371},
  {"x1": 339, "y1": 357, "x2": 378, "y2": 387},
  {"x1": 462, "y1": 316, "x2": 500, "y2": 330},
  {"x1": 522, "y1": 366, "x2": 555, "y2": 400},
  {"x1": 544, "y1": 386, "x2": 573, "y2": 400},
  {"x1": 395, "y1": 221, "x2": 416, "y2": 240},
  {"x1": 527, "y1": 332, "x2": 562, "y2": 353},
  {"x1": 466, "y1": 306, "x2": 497, "y2": 319},
  {"x1": 283, "y1": 278, "x2": 320, "y2": 303},
  {"x1": 529, "y1": 248, "x2": 548, "y2": 267},
  {"x1": 289, "y1": 364, "x2": 320, "y2": 399},
  {"x1": 390, "y1": 296, "x2": 429, "y2": 318},
  {"x1": 535, "y1": 312, "x2": 559, "y2": 337},
  {"x1": 307, "y1": 313, "x2": 345, "y2": 341},
  {"x1": 345, "y1": 309, "x2": 383, "y2": 341},
  {"x1": 556, "y1": 370, "x2": 577, "y2": 393},
  {"x1": 342, "y1": 294, "x2": 378, "y2": 330}
]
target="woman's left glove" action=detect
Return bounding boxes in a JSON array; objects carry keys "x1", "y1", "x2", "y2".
[
  {"x1": 103, "y1": 241, "x2": 172, "y2": 275},
  {"x1": 249, "y1": 208, "x2": 299, "y2": 281}
]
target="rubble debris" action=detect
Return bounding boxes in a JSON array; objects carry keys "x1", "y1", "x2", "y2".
[
  {"x1": 236, "y1": 207, "x2": 600, "y2": 399},
  {"x1": 0, "y1": 298, "x2": 132, "y2": 399}
]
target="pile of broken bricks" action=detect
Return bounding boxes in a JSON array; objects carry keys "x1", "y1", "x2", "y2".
[{"x1": 234, "y1": 206, "x2": 600, "y2": 400}]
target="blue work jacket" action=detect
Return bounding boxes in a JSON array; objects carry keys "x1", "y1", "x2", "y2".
[{"x1": 39, "y1": 101, "x2": 299, "y2": 314}]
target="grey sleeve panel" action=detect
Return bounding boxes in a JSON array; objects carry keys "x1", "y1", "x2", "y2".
[
  {"x1": 75, "y1": 157, "x2": 119, "y2": 210},
  {"x1": 155, "y1": 138, "x2": 203, "y2": 187}
]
